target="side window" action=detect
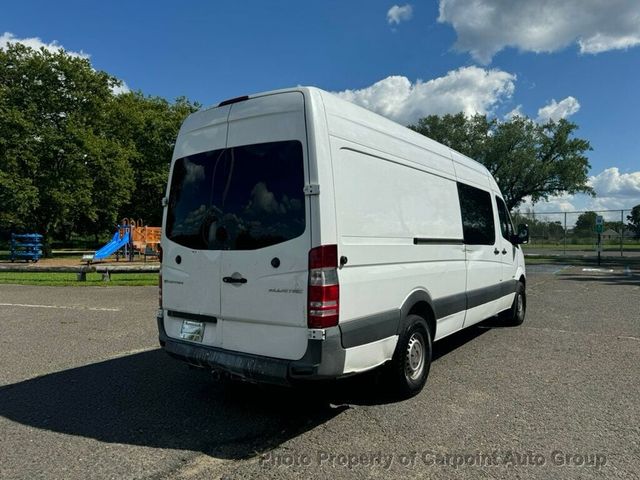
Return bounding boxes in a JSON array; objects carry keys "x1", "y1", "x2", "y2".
[
  {"x1": 496, "y1": 196, "x2": 514, "y2": 241},
  {"x1": 457, "y1": 183, "x2": 496, "y2": 245}
]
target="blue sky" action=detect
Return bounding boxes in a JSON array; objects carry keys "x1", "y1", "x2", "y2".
[{"x1": 2, "y1": 0, "x2": 640, "y2": 212}]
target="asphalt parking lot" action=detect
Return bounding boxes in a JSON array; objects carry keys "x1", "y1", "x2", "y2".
[{"x1": 1, "y1": 265, "x2": 639, "y2": 479}]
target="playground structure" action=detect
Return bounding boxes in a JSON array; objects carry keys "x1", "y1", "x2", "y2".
[
  {"x1": 10, "y1": 233, "x2": 43, "y2": 262},
  {"x1": 86, "y1": 218, "x2": 160, "y2": 263}
]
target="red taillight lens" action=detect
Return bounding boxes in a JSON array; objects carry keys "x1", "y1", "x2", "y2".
[
  {"x1": 308, "y1": 245, "x2": 339, "y2": 328},
  {"x1": 309, "y1": 243, "x2": 338, "y2": 269}
]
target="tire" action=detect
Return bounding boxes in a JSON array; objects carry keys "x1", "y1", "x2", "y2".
[
  {"x1": 385, "y1": 314, "x2": 432, "y2": 399},
  {"x1": 502, "y1": 281, "x2": 526, "y2": 326}
]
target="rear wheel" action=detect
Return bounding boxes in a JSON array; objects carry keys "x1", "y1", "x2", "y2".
[
  {"x1": 501, "y1": 281, "x2": 526, "y2": 326},
  {"x1": 386, "y1": 314, "x2": 432, "y2": 399}
]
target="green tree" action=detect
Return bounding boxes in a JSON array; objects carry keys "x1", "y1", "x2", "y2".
[
  {"x1": 74, "y1": 131, "x2": 135, "y2": 241},
  {"x1": 574, "y1": 211, "x2": 597, "y2": 233},
  {"x1": 409, "y1": 113, "x2": 594, "y2": 210},
  {"x1": 627, "y1": 205, "x2": 640, "y2": 239},
  {"x1": 105, "y1": 92, "x2": 199, "y2": 226},
  {"x1": 0, "y1": 43, "x2": 134, "y2": 250}
]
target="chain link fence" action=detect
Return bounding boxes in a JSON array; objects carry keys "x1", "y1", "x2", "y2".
[{"x1": 512, "y1": 209, "x2": 640, "y2": 257}]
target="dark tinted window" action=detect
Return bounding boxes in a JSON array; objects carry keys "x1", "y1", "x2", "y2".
[
  {"x1": 166, "y1": 140, "x2": 305, "y2": 250},
  {"x1": 457, "y1": 183, "x2": 496, "y2": 245},
  {"x1": 496, "y1": 196, "x2": 514, "y2": 241}
]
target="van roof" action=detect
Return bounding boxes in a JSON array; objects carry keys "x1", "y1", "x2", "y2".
[{"x1": 201, "y1": 86, "x2": 493, "y2": 181}]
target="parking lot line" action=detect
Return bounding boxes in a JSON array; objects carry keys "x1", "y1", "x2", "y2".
[
  {"x1": 0, "y1": 302, "x2": 120, "y2": 312},
  {"x1": 524, "y1": 325, "x2": 640, "y2": 342}
]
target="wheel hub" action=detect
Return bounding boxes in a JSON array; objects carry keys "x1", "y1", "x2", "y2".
[{"x1": 405, "y1": 332, "x2": 425, "y2": 381}]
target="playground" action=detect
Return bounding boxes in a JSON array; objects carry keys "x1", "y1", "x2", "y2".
[
  {"x1": 84, "y1": 218, "x2": 161, "y2": 264},
  {"x1": 0, "y1": 219, "x2": 161, "y2": 287},
  {"x1": 4, "y1": 218, "x2": 161, "y2": 267}
]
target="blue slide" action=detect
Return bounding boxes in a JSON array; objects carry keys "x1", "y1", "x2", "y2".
[{"x1": 93, "y1": 229, "x2": 131, "y2": 260}]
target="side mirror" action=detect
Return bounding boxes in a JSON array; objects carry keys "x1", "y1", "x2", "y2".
[{"x1": 511, "y1": 223, "x2": 529, "y2": 245}]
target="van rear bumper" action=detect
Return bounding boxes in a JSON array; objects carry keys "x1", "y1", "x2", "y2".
[{"x1": 156, "y1": 312, "x2": 345, "y2": 385}]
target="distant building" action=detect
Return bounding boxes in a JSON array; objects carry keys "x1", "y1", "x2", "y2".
[{"x1": 601, "y1": 228, "x2": 620, "y2": 240}]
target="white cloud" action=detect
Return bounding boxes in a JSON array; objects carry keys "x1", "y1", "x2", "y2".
[
  {"x1": 589, "y1": 168, "x2": 640, "y2": 200},
  {"x1": 536, "y1": 96, "x2": 580, "y2": 123},
  {"x1": 387, "y1": 4, "x2": 413, "y2": 25},
  {"x1": 111, "y1": 80, "x2": 130, "y2": 95},
  {"x1": 520, "y1": 193, "x2": 577, "y2": 214},
  {"x1": 520, "y1": 168, "x2": 640, "y2": 216},
  {"x1": 0, "y1": 31, "x2": 89, "y2": 59},
  {"x1": 504, "y1": 104, "x2": 524, "y2": 120},
  {"x1": 503, "y1": 97, "x2": 581, "y2": 123},
  {"x1": 333, "y1": 66, "x2": 516, "y2": 125},
  {"x1": 438, "y1": 0, "x2": 640, "y2": 64}
]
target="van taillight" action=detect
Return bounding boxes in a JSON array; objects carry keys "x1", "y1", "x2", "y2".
[{"x1": 308, "y1": 245, "x2": 339, "y2": 328}]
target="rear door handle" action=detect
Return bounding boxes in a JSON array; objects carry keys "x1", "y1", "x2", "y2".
[
  {"x1": 223, "y1": 277, "x2": 247, "y2": 284},
  {"x1": 502, "y1": 249, "x2": 508, "y2": 255},
  {"x1": 494, "y1": 248, "x2": 500, "y2": 255}
]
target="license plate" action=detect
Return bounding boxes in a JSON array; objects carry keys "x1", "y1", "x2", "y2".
[{"x1": 180, "y1": 320, "x2": 205, "y2": 342}]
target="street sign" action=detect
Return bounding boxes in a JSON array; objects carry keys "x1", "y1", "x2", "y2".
[
  {"x1": 595, "y1": 215, "x2": 604, "y2": 234},
  {"x1": 595, "y1": 215, "x2": 604, "y2": 265}
]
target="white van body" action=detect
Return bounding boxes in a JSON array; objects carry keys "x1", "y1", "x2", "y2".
[{"x1": 157, "y1": 87, "x2": 526, "y2": 389}]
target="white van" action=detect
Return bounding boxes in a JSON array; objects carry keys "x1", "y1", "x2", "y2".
[{"x1": 157, "y1": 87, "x2": 528, "y2": 398}]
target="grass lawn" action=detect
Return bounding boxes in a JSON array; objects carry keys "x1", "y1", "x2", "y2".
[
  {"x1": 524, "y1": 243, "x2": 640, "y2": 251},
  {"x1": 0, "y1": 251, "x2": 90, "y2": 258},
  {"x1": 524, "y1": 255, "x2": 640, "y2": 267},
  {"x1": 0, "y1": 272, "x2": 158, "y2": 287}
]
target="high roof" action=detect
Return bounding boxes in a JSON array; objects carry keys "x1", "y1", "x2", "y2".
[{"x1": 200, "y1": 86, "x2": 495, "y2": 188}]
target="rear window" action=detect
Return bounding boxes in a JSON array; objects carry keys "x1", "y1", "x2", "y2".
[{"x1": 166, "y1": 140, "x2": 305, "y2": 250}]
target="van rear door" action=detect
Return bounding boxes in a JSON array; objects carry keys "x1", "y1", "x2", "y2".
[
  {"x1": 162, "y1": 107, "x2": 230, "y2": 346},
  {"x1": 220, "y1": 93, "x2": 311, "y2": 361}
]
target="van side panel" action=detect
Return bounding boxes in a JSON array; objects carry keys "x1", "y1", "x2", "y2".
[
  {"x1": 330, "y1": 139, "x2": 467, "y2": 359},
  {"x1": 336, "y1": 148, "x2": 461, "y2": 240},
  {"x1": 319, "y1": 90, "x2": 457, "y2": 177}
]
